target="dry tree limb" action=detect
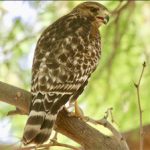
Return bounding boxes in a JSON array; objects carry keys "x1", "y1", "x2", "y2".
[
  {"x1": 134, "y1": 61, "x2": 146, "y2": 150},
  {"x1": 83, "y1": 108, "x2": 129, "y2": 150},
  {"x1": 0, "y1": 81, "x2": 129, "y2": 150},
  {"x1": 19, "y1": 140, "x2": 80, "y2": 150}
]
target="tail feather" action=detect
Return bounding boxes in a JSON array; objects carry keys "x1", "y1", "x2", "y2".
[
  {"x1": 23, "y1": 109, "x2": 46, "y2": 144},
  {"x1": 22, "y1": 93, "x2": 70, "y2": 145},
  {"x1": 33, "y1": 113, "x2": 56, "y2": 144}
]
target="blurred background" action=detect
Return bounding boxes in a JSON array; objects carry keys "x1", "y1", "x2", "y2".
[{"x1": 0, "y1": 1, "x2": 150, "y2": 150}]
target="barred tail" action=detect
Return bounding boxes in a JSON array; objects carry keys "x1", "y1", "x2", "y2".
[
  {"x1": 23, "y1": 111, "x2": 56, "y2": 145},
  {"x1": 22, "y1": 93, "x2": 70, "y2": 145}
]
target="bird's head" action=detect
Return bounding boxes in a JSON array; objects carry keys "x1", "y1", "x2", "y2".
[{"x1": 73, "y1": 2, "x2": 110, "y2": 27}]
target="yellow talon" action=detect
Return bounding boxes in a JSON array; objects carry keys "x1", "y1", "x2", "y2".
[{"x1": 74, "y1": 101, "x2": 84, "y2": 120}]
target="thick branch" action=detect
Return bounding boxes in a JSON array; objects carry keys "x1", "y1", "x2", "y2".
[{"x1": 0, "y1": 81, "x2": 128, "y2": 150}]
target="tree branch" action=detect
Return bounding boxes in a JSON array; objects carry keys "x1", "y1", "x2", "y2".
[
  {"x1": 0, "y1": 81, "x2": 128, "y2": 150},
  {"x1": 134, "y1": 62, "x2": 146, "y2": 150}
]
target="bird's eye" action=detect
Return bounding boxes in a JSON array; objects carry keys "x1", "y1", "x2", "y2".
[{"x1": 90, "y1": 7, "x2": 98, "y2": 13}]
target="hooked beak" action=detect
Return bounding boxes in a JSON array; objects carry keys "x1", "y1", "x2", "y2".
[
  {"x1": 96, "y1": 15, "x2": 109, "y2": 25},
  {"x1": 96, "y1": 10, "x2": 110, "y2": 25},
  {"x1": 103, "y1": 15, "x2": 109, "y2": 24}
]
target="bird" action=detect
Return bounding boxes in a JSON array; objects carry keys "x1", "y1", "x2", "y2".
[{"x1": 22, "y1": 1, "x2": 109, "y2": 145}]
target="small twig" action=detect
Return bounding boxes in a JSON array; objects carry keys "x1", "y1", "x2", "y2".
[
  {"x1": 111, "y1": 1, "x2": 127, "y2": 15},
  {"x1": 20, "y1": 140, "x2": 79, "y2": 150},
  {"x1": 104, "y1": 107, "x2": 113, "y2": 121},
  {"x1": 134, "y1": 61, "x2": 146, "y2": 150}
]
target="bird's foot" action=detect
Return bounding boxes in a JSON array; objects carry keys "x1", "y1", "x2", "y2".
[{"x1": 68, "y1": 101, "x2": 86, "y2": 121}]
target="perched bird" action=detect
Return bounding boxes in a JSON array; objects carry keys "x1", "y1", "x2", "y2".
[{"x1": 23, "y1": 2, "x2": 109, "y2": 145}]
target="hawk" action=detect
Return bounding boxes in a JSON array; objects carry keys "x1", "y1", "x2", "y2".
[{"x1": 23, "y1": 2, "x2": 109, "y2": 145}]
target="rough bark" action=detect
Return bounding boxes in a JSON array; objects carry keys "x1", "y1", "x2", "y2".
[{"x1": 0, "y1": 81, "x2": 128, "y2": 150}]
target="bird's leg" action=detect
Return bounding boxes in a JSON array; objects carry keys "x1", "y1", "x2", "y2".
[
  {"x1": 68, "y1": 100, "x2": 85, "y2": 120},
  {"x1": 74, "y1": 100, "x2": 84, "y2": 120}
]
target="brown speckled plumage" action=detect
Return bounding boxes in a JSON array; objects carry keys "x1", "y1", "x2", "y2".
[{"x1": 23, "y1": 2, "x2": 109, "y2": 145}]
